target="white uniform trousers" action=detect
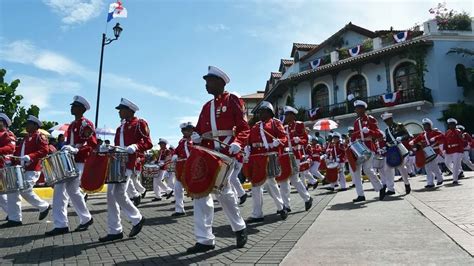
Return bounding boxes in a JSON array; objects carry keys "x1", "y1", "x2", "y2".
[
  {"x1": 251, "y1": 177, "x2": 284, "y2": 218},
  {"x1": 352, "y1": 155, "x2": 383, "y2": 197},
  {"x1": 165, "y1": 171, "x2": 175, "y2": 191},
  {"x1": 425, "y1": 155, "x2": 444, "y2": 185},
  {"x1": 445, "y1": 153, "x2": 463, "y2": 182},
  {"x1": 380, "y1": 162, "x2": 395, "y2": 192},
  {"x1": 280, "y1": 159, "x2": 311, "y2": 209},
  {"x1": 193, "y1": 173, "x2": 246, "y2": 246},
  {"x1": 174, "y1": 180, "x2": 185, "y2": 213},
  {"x1": 127, "y1": 172, "x2": 146, "y2": 198},
  {"x1": 0, "y1": 194, "x2": 7, "y2": 214},
  {"x1": 330, "y1": 163, "x2": 347, "y2": 189},
  {"x1": 107, "y1": 170, "x2": 142, "y2": 234},
  {"x1": 309, "y1": 162, "x2": 325, "y2": 180},
  {"x1": 153, "y1": 170, "x2": 172, "y2": 199},
  {"x1": 229, "y1": 162, "x2": 246, "y2": 199},
  {"x1": 461, "y1": 151, "x2": 474, "y2": 170},
  {"x1": 126, "y1": 176, "x2": 141, "y2": 199},
  {"x1": 406, "y1": 155, "x2": 416, "y2": 174},
  {"x1": 7, "y1": 171, "x2": 49, "y2": 222},
  {"x1": 52, "y1": 163, "x2": 91, "y2": 228},
  {"x1": 301, "y1": 170, "x2": 317, "y2": 185}
]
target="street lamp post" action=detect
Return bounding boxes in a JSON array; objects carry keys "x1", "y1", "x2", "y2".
[{"x1": 95, "y1": 22, "x2": 123, "y2": 128}]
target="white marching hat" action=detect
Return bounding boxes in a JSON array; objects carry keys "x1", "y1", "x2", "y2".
[
  {"x1": 258, "y1": 101, "x2": 275, "y2": 114},
  {"x1": 422, "y1": 118, "x2": 433, "y2": 126},
  {"x1": 283, "y1": 106, "x2": 298, "y2": 114},
  {"x1": 456, "y1": 125, "x2": 465, "y2": 131},
  {"x1": 203, "y1": 66, "x2": 230, "y2": 84},
  {"x1": 347, "y1": 126, "x2": 354, "y2": 131},
  {"x1": 381, "y1": 112, "x2": 393, "y2": 120},
  {"x1": 0, "y1": 113, "x2": 12, "y2": 127},
  {"x1": 27, "y1": 115, "x2": 42, "y2": 127},
  {"x1": 158, "y1": 138, "x2": 168, "y2": 144},
  {"x1": 115, "y1": 98, "x2": 139, "y2": 112},
  {"x1": 71, "y1": 95, "x2": 90, "y2": 111},
  {"x1": 180, "y1": 122, "x2": 194, "y2": 129},
  {"x1": 332, "y1": 132, "x2": 341, "y2": 138},
  {"x1": 354, "y1": 100, "x2": 367, "y2": 108},
  {"x1": 447, "y1": 118, "x2": 458, "y2": 124}
]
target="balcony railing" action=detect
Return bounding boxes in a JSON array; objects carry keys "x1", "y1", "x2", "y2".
[{"x1": 315, "y1": 87, "x2": 433, "y2": 119}]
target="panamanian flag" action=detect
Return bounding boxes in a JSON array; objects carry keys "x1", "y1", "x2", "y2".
[
  {"x1": 380, "y1": 91, "x2": 402, "y2": 107},
  {"x1": 348, "y1": 45, "x2": 361, "y2": 57},
  {"x1": 107, "y1": 0, "x2": 127, "y2": 22},
  {"x1": 393, "y1": 31, "x2": 408, "y2": 43}
]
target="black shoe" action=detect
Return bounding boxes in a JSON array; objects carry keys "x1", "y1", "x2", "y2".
[
  {"x1": 141, "y1": 189, "x2": 147, "y2": 199},
  {"x1": 99, "y1": 232, "x2": 124, "y2": 242},
  {"x1": 132, "y1": 196, "x2": 141, "y2": 207},
  {"x1": 239, "y1": 193, "x2": 248, "y2": 205},
  {"x1": 352, "y1": 196, "x2": 366, "y2": 203},
  {"x1": 350, "y1": 184, "x2": 356, "y2": 188},
  {"x1": 425, "y1": 184, "x2": 435, "y2": 189},
  {"x1": 452, "y1": 181, "x2": 459, "y2": 185},
  {"x1": 313, "y1": 180, "x2": 319, "y2": 190},
  {"x1": 405, "y1": 184, "x2": 411, "y2": 194},
  {"x1": 437, "y1": 181, "x2": 444, "y2": 186},
  {"x1": 171, "y1": 212, "x2": 186, "y2": 217},
  {"x1": 84, "y1": 194, "x2": 88, "y2": 202},
  {"x1": 235, "y1": 228, "x2": 247, "y2": 248},
  {"x1": 305, "y1": 197, "x2": 313, "y2": 211},
  {"x1": 186, "y1": 243, "x2": 215, "y2": 254},
  {"x1": 165, "y1": 191, "x2": 174, "y2": 199},
  {"x1": 285, "y1": 207, "x2": 292, "y2": 213},
  {"x1": 379, "y1": 186, "x2": 386, "y2": 201},
  {"x1": 246, "y1": 217, "x2": 264, "y2": 224},
  {"x1": 151, "y1": 197, "x2": 162, "y2": 202},
  {"x1": 45, "y1": 227, "x2": 69, "y2": 236},
  {"x1": 386, "y1": 190, "x2": 396, "y2": 196},
  {"x1": 409, "y1": 173, "x2": 416, "y2": 177},
  {"x1": 0, "y1": 220, "x2": 22, "y2": 228},
  {"x1": 129, "y1": 217, "x2": 145, "y2": 238},
  {"x1": 337, "y1": 188, "x2": 347, "y2": 192},
  {"x1": 327, "y1": 187, "x2": 335, "y2": 192},
  {"x1": 4, "y1": 216, "x2": 8, "y2": 221},
  {"x1": 277, "y1": 209, "x2": 288, "y2": 220},
  {"x1": 75, "y1": 218, "x2": 94, "y2": 232},
  {"x1": 458, "y1": 172, "x2": 464, "y2": 179},
  {"x1": 39, "y1": 205, "x2": 51, "y2": 221},
  {"x1": 396, "y1": 177, "x2": 403, "y2": 182}
]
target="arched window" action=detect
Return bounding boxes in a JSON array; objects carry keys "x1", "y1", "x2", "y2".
[
  {"x1": 394, "y1": 62, "x2": 417, "y2": 91},
  {"x1": 346, "y1": 74, "x2": 367, "y2": 99},
  {"x1": 455, "y1": 64, "x2": 467, "y2": 87},
  {"x1": 312, "y1": 84, "x2": 329, "y2": 108}
]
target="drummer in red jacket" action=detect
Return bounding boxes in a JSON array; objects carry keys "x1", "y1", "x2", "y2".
[
  {"x1": 444, "y1": 118, "x2": 464, "y2": 185},
  {"x1": 308, "y1": 137, "x2": 325, "y2": 185},
  {"x1": 456, "y1": 125, "x2": 474, "y2": 172},
  {"x1": 98, "y1": 98, "x2": 151, "y2": 242},
  {"x1": 409, "y1": 118, "x2": 445, "y2": 188},
  {"x1": 2, "y1": 115, "x2": 50, "y2": 228},
  {"x1": 0, "y1": 113, "x2": 16, "y2": 220},
  {"x1": 151, "y1": 138, "x2": 173, "y2": 201},
  {"x1": 350, "y1": 100, "x2": 384, "y2": 202},
  {"x1": 326, "y1": 132, "x2": 347, "y2": 191},
  {"x1": 45, "y1": 96, "x2": 95, "y2": 236}
]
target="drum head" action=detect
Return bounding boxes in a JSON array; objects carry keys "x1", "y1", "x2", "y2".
[{"x1": 386, "y1": 146, "x2": 403, "y2": 168}]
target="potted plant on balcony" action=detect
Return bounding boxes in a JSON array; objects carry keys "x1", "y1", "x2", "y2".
[{"x1": 429, "y1": 3, "x2": 472, "y2": 31}]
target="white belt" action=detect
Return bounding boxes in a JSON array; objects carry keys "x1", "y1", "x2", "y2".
[{"x1": 202, "y1": 130, "x2": 234, "y2": 138}]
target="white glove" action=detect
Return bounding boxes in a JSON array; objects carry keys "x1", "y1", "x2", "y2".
[
  {"x1": 228, "y1": 143, "x2": 241, "y2": 155},
  {"x1": 272, "y1": 139, "x2": 280, "y2": 148},
  {"x1": 191, "y1": 132, "x2": 202, "y2": 144},
  {"x1": 396, "y1": 137, "x2": 402, "y2": 142},
  {"x1": 362, "y1": 127, "x2": 370, "y2": 134},
  {"x1": 21, "y1": 155, "x2": 31, "y2": 162},
  {"x1": 377, "y1": 148, "x2": 385, "y2": 154},
  {"x1": 126, "y1": 144, "x2": 137, "y2": 154},
  {"x1": 244, "y1": 146, "x2": 251, "y2": 157},
  {"x1": 320, "y1": 154, "x2": 327, "y2": 160},
  {"x1": 430, "y1": 137, "x2": 435, "y2": 142},
  {"x1": 409, "y1": 141, "x2": 414, "y2": 146},
  {"x1": 61, "y1": 145, "x2": 73, "y2": 151},
  {"x1": 293, "y1": 137, "x2": 301, "y2": 144},
  {"x1": 171, "y1": 154, "x2": 178, "y2": 162},
  {"x1": 158, "y1": 161, "x2": 165, "y2": 167},
  {"x1": 335, "y1": 158, "x2": 340, "y2": 163},
  {"x1": 69, "y1": 147, "x2": 79, "y2": 154}
]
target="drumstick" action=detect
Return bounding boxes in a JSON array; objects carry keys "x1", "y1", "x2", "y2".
[
  {"x1": 201, "y1": 136, "x2": 245, "y2": 154},
  {"x1": 262, "y1": 129, "x2": 285, "y2": 145},
  {"x1": 6, "y1": 155, "x2": 22, "y2": 160},
  {"x1": 107, "y1": 145, "x2": 127, "y2": 152}
]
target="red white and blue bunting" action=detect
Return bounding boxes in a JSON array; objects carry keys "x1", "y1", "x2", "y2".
[
  {"x1": 307, "y1": 107, "x2": 321, "y2": 121},
  {"x1": 380, "y1": 91, "x2": 402, "y2": 107},
  {"x1": 393, "y1": 31, "x2": 408, "y2": 43},
  {"x1": 309, "y1": 58, "x2": 322, "y2": 69},
  {"x1": 348, "y1": 45, "x2": 361, "y2": 57}
]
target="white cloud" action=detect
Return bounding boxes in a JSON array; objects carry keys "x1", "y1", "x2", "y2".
[
  {"x1": 43, "y1": 0, "x2": 105, "y2": 26},
  {"x1": 196, "y1": 24, "x2": 230, "y2": 33}
]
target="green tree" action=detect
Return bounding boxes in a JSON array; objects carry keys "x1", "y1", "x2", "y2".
[
  {"x1": 438, "y1": 101, "x2": 474, "y2": 133},
  {"x1": 0, "y1": 69, "x2": 58, "y2": 136}
]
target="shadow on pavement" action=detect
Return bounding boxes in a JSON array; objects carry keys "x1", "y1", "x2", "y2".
[
  {"x1": 413, "y1": 187, "x2": 441, "y2": 192},
  {"x1": 326, "y1": 198, "x2": 381, "y2": 211}
]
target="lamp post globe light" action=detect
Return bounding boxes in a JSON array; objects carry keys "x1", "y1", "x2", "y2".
[{"x1": 95, "y1": 22, "x2": 123, "y2": 128}]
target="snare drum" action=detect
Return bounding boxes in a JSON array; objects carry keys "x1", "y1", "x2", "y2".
[
  {"x1": 42, "y1": 151, "x2": 79, "y2": 186},
  {"x1": 423, "y1": 146, "x2": 437, "y2": 163},
  {"x1": 182, "y1": 146, "x2": 234, "y2": 198},
  {"x1": 350, "y1": 140, "x2": 372, "y2": 164},
  {"x1": 386, "y1": 146, "x2": 403, "y2": 168},
  {"x1": 247, "y1": 152, "x2": 281, "y2": 186},
  {"x1": 175, "y1": 159, "x2": 186, "y2": 183},
  {"x1": 276, "y1": 152, "x2": 298, "y2": 182},
  {"x1": 325, "y1": 162, "x2": 339, "y2": 183},
  {"x1": 142, "y1": 164, "x2": 160, "y2": 179},
  {"x1": 299, "y1": 159, "x2": 311, "y2": 172},
  {"x1": 373, "y1": 155, "x2": 385, "y2": 169},
  {"x1": 0, "y1": 165, "x2": 27, "y2": 194},
  {"x1": 397, "y1": 143, "x2": 409, "y2": 158},
  {"x1": 105, "y1": 152, "x2": 129, "y2": 183}
]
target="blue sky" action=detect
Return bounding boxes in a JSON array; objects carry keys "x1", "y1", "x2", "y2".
[{"x1": 0, "y1": 0, "x2": 472, "y2": 145}]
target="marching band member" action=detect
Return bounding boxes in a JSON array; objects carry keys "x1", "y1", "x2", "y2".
[
  {"x1": 45, "y1": 96, "x2": 95, "y2": 236},
  {"x1": 188, "y1": 66, "x2": 248, "y2": 253},
  {"x1": 171, "y1": 122, "x2": 194, "y2": 216},
  {"x1": 99, "y1": 98, "x2": 150, "y2": 242},
  {"x1": 444, "y1": 118, "x2": 464, "y2": 185},
  {"x1": 326, "y1": 132, "x2": 347, "y2": 191},
  {"x1": 457, "y1": 125, "x2": 474, "y2": 170},
  {"x1": 350, "y1": 100, "x2": 385, "y2": 202},
  {"x1": 166, "y1": 145, "x2": 176, "y2": 194},
  {"x1": 280, "y1": 106, "x2": 313, "y2": 212},
  {"x1": 308, "y1": 137, "x2": 325, "y2": 185},
  {"x1": 246, "y1": 101, "x2": 288, "y2": 223},
  {"x1": 410, "y1": 118, "x2": 444, "y2": 188},
  {"x1": 300, "y1": 137, "x2": 318, "y2": 190},
  {"x1": 380, "y1": 112, "x2": 412, "y2": 194},
  {"x1": 152, "y1": 139, "x2": 174, "y2": 201},
  {"x1": 2, "y1": 115, "x2": 50, "y2": 228},
  {"x1": 0, "y1": 114, "x2": 15, "y2": 219}
]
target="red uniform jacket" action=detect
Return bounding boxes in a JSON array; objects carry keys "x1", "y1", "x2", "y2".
[
  {"x1": 66, "y1": 117, "x2": 97, "y2": 163},
  {"x1": 351, "y1": 115, "x2": 383, "y2": 152},
  {"x1": 114, "y1": 117, "x2": 153, "y2": 170},
  {"x1": 461, "y1": 132, "x2": 472, "y2": 151},
  {"x1": 284, "y1": 121, "x2": 308, "y2": 160},
  {"x1": 444, "y1": 129, "x2": 464, "y2": 154},
  {"x1": 195, "y1": 92, "x2": 250, "y2": 157},
  {"x1": 411, "y1": 129, "x2": 445, "y2": 155},
  {"x1": 326, "y1": 142, "x2": 346, "y2": 163},
  {"x1": 308, "y1": 143, "x2": 323, "y2": 162},
  {"x1": 156, "y1": 148, "x2": 171, "y2": 170},
  {"x1": 248, "y1": 118, "x2": 287, "y2": 155},
  {"x1": 175, "y1": 137, "x2": 193, "y2": 159},
  {"x1": 14, "y1": 130, "x2": 49, "y2": 171},
  {"x1": 0, "y1": 129, "x2": 16, "y2": 168}
]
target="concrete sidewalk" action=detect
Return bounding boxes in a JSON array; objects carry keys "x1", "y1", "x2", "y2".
[{"x1": 282, "y1": 173, "x2": 474, "y2": 265}]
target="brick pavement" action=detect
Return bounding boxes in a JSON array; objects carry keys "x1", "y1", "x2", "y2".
[{"x1": 0, "y1": 186, "x2": 334, "y2": 265}]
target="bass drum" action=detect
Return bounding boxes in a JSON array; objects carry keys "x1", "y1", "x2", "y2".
[{"x1": 81, "y1": 152, "x2": 108, "y2": 193}]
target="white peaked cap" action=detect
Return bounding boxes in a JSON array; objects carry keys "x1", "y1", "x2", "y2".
[
  {"x1": 27, "y1": 115, "x2": 42, "y2": 127},
  {"x1": 354, "y1": 100, "x2": 367, "y2": 108},
  {"x1": 180, "y1": 122, "x2": 195, "y2": 129},
  {"x1": 203, "y1": 66, "x2": 230, "y2": 84},
  {"x1": 347, "y1": 126, "x2": 354, "y2": 131},
  {"x1": 0, "y1": 113, "x2": 12, "y2": 127},
  {"x1": 283, "y1": 106, "x2": 298, "y2": 114},
  {"x1": 116, "y1": 98, "x2": 139, "y2": 112},
  {"x1": 422, "y1": 118, "x2": 433, "y2": 126},
  {"x1": 447, "y1": 118, "x2": 458, "y2": 124},
  {"x1": 456, "y1": 125, "x2": 465, "y2": 130},
  {"x1": 381, "y1": 112, "x2": 393, "y2": 120},
  {"x1": 71, "y1": 95, "x2": 90, "y2": 111},
  {"x1": 332, "y1": 132, "x2": 341, "y2": 138},
  {"x1": 158, "y1": 138, "x2": 168, "y2": 144},
  {"x1": 258, "y1": 101, "x2": 275, "y2": 114}
]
